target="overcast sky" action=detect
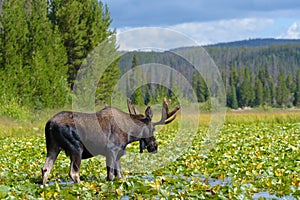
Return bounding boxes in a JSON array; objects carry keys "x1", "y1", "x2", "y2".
[{"x1": 103, "y1": 0, "x2": 300, "y2": 45}]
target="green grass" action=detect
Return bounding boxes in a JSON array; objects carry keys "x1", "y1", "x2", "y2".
[{"x1": 0, "y1": 110, "x2": 299, "y2": 199}]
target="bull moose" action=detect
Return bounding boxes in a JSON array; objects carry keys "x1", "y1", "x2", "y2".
[{"x1": 41, "y1": 98, "x2": 180, "y2": 185}]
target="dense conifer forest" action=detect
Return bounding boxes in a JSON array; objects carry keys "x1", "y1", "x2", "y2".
[
  {"x1": 0, "y1": 0, "x2": 300, "y2": 118},
  {"x1": 119, "y1": 41, "x2": 300, "y2": 109},
  {"x1": 0, "y1": 0, "x2": 119, "y2": 115}
]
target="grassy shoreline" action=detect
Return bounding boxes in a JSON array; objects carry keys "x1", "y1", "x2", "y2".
[{"x1": 1, "y1": 108, "x2": 299, "y2": 138}]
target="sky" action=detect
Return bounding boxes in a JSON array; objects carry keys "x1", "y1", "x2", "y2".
[{"x1": 102, "y1": 0, "x2": 300, "y2": 48}]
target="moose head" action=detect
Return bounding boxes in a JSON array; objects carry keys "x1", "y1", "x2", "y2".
[
  {"x1": 127, "y1": 98, "x2": 180, "y2": 153},
  {"x1": 41, "y1": 98, "x2": 180, "y2": 184}
]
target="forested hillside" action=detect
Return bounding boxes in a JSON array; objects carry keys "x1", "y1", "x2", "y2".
[
  {"x1": 1, "y1": 0, "x2": 300, "y2": 119},
  {"x1": 207, "y1": 43, "x2": 300, "y2": 108},
  {"x1": 206, "y1": 38, "x2": 300, "y2": 47},
  {"x1": 119, "y1": 41, "x2": 300, "y2": 109},
  {"x1": 0, "y1": 0, "x2": 119, "y2": 117}
]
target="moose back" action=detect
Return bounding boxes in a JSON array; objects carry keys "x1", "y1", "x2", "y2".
[{"x1": 41, "y1": 99, "x2": 180, "y2": 185}]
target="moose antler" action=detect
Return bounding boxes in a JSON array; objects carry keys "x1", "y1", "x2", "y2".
[
  {"x1": 127, "y1": 98, "x2": 138, "y2": 115},
  {"x1": 153, "y1": 98, "x2": 180, "y2": 126}
]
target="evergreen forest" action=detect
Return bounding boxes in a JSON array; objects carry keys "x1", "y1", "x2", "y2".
[
  {"x1": 0, "y1": 0, "x2": 119, "y2": 117},
  {"x1": 1, "y1": 0, "x2": 300, "y2": 119},
  {"x1": 119, "y1": 41, "x2": 300, "y2": 109}
]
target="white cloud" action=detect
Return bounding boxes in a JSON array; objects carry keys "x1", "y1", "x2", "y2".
[
  {"x1": 116, "y1": 27, "x2": 198, "y2": 51},
  {"x1": 169, "y1": 18, "x2": 274, "y2": 45},
  {"x1": 279, "y1": 22, "x2": 300, "y2": 39},
  {"x1": 115, "y1": 18, "x2": 275, "y2": 50}
]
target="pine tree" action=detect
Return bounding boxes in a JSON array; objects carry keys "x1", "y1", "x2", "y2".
[
  {"x1": 238, "y1": 67, "x2": 254, "y2": 107},
  {"x1": 131, "y1": 54, "x2": 139, "y2": 68},
  {"x1": 294, "y1": 69, "x2": 300, "y2": 107},
  {"x1": 269, "y1": 77, "x2": 276, "y2": 106},
  {"x1": 192, "y1": 71, "x2": 209, "y2": 103},
  {"x1": 192, "y1": 72, "x2": 202, "y2": 102},
  {"x1": 276, "y1": 74, "x2": 289, "y2": 106},
  {"x1": 227, "y1": 66, "x2": 239, "y2": 108},
  {"x1": 129, "y1": 54, "x2": 143, "y2": 105},
  {"x1": 27, "y1": 0, "x2": 69, "y2": 108},
  {"x1": 227, "y1": 84, "x2": 238, "y2": 109},
  {"x1": 259, "y1": 67, "x2": 272, "y2": 106},
  {"x1": 48, "y1": 0, "x2": 87, "y2": 86},
  {"x1": 231, "y1": 85, "x2": 238, "y2": 109},
  {"x1": 0, "y1": 0, "x2": 29, "y2": 102},
  {"x1": 200, "y1": 76, "x2": 209, "y2": 102},
  {"x1": 48, "y1": 0, "x2": 116, "y2": 88},
  {"x1": 0, "y1": 0, "x2": 70, "y2": 109},
  {"x1": 286, "y1": 74, "x2": 296, "y2": 96},
  {"x1": 143, "y1": 84, "x2": 152, "y2": 105},
  {"x1": 263, "y1": 84, "x2": 272, "y2": 106},
  {"x1": 48, "y1": 0, "x2": 119, "y2": 105},
  {"x1": 254, "y1": 77, "x2": 263, "y2": 106},
  {"x1": 257, "y1": 65, "x2": 269, "y2": 86}
]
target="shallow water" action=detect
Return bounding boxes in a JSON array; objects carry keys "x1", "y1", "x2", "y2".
[
  {"x1": 38, "y1": 180, "x2": 74, "y2": 186},
  {"x1": 158, "y1": 174, "x2": 296, "y2": 199},
  {"x1": 41, "y1": 176, "x2": 297, "y2": 199},
  {"x1": 252, "y1": 192, "x2": 296, "y2": 200}
]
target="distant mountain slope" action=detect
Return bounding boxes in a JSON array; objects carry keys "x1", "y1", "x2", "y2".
[
  {"x1": 205, "y1": 38, "x2": 300, "y2": 47},
  {"x1": 205, "y1": 40, "x2": 300, "y2": 75},
  {"x1": 119, "y1": 38, "x2": 300, "y2": 76},
  {"x1": 118, "y1": 38, "x2": 300, "y2": 108}
]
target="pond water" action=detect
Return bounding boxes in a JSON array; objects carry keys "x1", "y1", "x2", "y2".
[
  {"x1": 252, "y1": 192, "x2": 296, "y2": 200},
  {"x1": 139, "y1": 174, "x2": 297, "y2": 200},
  {"x1": 42, "y1": 176, "x2": 297, "y2": 199},
  {"x1": 38, "y1": 180, "x2": 74, "y2": 186}
]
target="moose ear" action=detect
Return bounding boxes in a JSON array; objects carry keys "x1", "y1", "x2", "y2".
[{"x1": 145, "y1": 106, "x2": 153, "y2": 120}]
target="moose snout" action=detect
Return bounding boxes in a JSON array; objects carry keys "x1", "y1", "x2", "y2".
[
  {"x1": 151, "y1": 148, "x2": 158, "y2": 154},
  {"x1": 147, "y1": 140, "x2": 158, "y2": 154}
]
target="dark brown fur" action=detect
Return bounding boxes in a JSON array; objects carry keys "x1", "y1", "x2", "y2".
[{"x1": 41, "y1": 100, "x2": 179, "y2": 184}]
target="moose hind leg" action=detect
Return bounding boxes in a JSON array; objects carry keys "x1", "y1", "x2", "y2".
[
  {"x1": 69, "y1": 153, "x2": 82, "y2": 183},
  {"x1": 42, "y1": 147, "x2": 60, "y2": 185}
]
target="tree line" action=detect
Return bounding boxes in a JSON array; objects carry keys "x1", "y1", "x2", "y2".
[
  {"x1": 207, "y1": 44, "x2": 300, "y2": 108},
  {"x1": 224, "y1": 65, "x2": 300, "y2": 109},
  {"x1": 120, "y1": 43, "x2": 300, "y2": 109},
  {"x1": 1, "y1": 0, "x2": 300, "y2": 117},
  {"x1": 0, "y1": 0, "x2": 119, "y2": 113}
]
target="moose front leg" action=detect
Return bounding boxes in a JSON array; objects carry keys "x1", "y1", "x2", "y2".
[
  {"x1": 114, "y1": 158, "x2": 123, "y2": 179},
  {"x1": 114, "y1": 149, "x2": 125, "y2": 179},
  {"x1": 106, "y1": 157, "x2": 115, "y2": 181},
  {"x1": 106, "y1": 159, "x2": 123, "y2": 181},
  {"x1": 106, "y1": 149, "x2": 124, "y2": 181}
]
